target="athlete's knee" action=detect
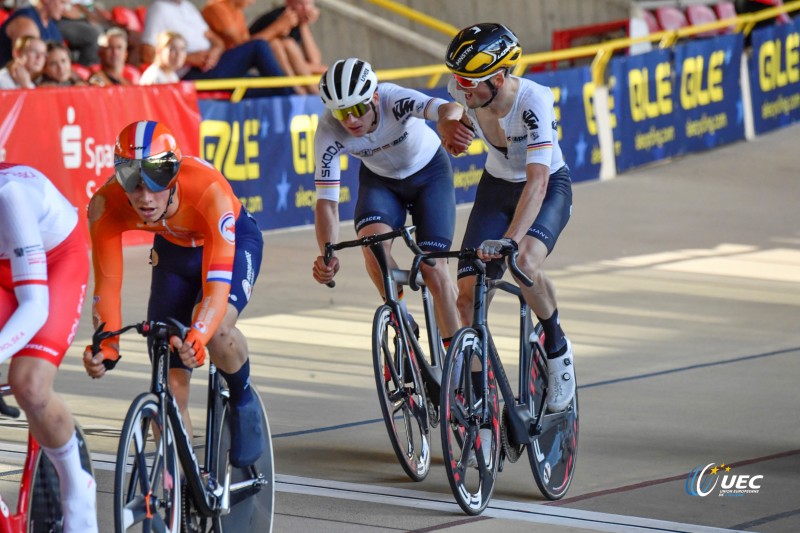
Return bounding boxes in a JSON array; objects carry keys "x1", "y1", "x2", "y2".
[
  {"x1": 10, "y1": 370, "x2": 52, "y2": 414},
  {"x1": 455, "y1": 284, "x2": 473, "y2": 323}
]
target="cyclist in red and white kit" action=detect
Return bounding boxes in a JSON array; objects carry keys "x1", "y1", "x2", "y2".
[{"x1": 0, "y1": 160, "x2": 97, "y2": 533}]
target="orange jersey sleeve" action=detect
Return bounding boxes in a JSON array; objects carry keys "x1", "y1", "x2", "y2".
[{"x1": 88, "y1": 158, "x2": 243, "y2": 350}]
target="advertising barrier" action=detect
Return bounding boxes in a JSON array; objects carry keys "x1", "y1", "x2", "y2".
[{"x1": 748, "y1": 17, "x2": 800, "y2": 134}]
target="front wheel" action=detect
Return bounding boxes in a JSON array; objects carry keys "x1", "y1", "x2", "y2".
[
  {"x1": 28, "y1": 421, "x2": 94, "y2": 533},
  {"x1": 440, "y1": 328, "x2": 500, "y2": 515},
  {"x1": 114, "y1": 392, "x2": 181, "y2": 533},
  {"x1": 372, "y1": 305, "x2": 431, "y2": 482},
  {"x1": 526, "y1": 345, "x2": 578, "y2": 500},
  {"x1": 216, "y1": 384, "x2": 274, "y2": 532}
]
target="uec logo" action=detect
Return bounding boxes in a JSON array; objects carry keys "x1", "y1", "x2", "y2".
[{"x1": 686, "y1": 463, "x2": 763, "y2": 497}]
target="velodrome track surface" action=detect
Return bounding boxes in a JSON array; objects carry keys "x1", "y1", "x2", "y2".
[{"x1": 1, "y1": 123, "x2": 799, "y2": 532}]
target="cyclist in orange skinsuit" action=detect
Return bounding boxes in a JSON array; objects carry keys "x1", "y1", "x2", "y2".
[{"x1": 83, "y1": 120, "x2": 265, "y2": 467}]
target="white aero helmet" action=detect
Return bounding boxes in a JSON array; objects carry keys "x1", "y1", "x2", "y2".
[{"x1": 319, "y1": 58, "x2": 378, "y2": 110}]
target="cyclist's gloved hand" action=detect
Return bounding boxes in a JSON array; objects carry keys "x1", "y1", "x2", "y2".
[
  {"x1": 83, "y1": 342, "x2": 119, "y2": 379},
  {"x1": 171, "y1": 329, "x2": 207, "y2": 368},
  {"x1": 477, "y1": 237, "x2": 518, "y2": 258}
]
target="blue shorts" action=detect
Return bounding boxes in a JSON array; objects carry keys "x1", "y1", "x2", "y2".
[
  {"x1": 458, "y1": 165, "x2": 572, "y2": 279},
  {"x1": 354, "y1": 146, "x2": 455, "y2": 252},
  {"x1": 147, "y1": 209, "x2": 263, "y2": 369}
]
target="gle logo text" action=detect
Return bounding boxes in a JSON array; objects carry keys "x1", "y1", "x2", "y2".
[{"x1": 685, "y1": 462, "x2": 764, "y2": 497}]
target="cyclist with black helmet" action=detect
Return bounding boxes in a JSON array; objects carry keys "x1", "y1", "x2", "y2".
[
  {"x1": 82, "y1": 120, "x2": 266, "y2": 468},
  {"x1": 438, "y1": 23, "x2": 576, "y2": 412},
  {"x1": 311, "y1": 57, "x2": 463, "y2": 344}
]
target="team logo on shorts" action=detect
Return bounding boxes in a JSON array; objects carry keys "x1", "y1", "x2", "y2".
[
  {"x1": 218, "y1": 212, "x2": 236, "y2": 244},
  {"x1": 242, "y1": 279, "x2": 252, "y2": 301}
]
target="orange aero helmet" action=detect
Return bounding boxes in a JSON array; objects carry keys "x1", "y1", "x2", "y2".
[{"x1": 114, "y1": 120, "x2": 182, "y2": 192}]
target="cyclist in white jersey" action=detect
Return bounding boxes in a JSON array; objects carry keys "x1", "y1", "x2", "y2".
[
  {"x1": 438, "y1": 23, "x2": 576, "y2": 412},
  {"x1": 312, "y1": 57, "x2": 463, "y2": 343},
  {"x1": 0, "y1": 161, "x2": 97, "y2": 532}
]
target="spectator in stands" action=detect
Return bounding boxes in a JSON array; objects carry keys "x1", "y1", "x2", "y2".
[
  {"x1": 0, "y1": 35, "x2": 46, "y2": 89},
  {"x1": 139, "y1": 31, "x2": 186, "y2": 85},
  {"x1": 88, "y1": 27, "x2": 132, "y2": 86},
  {"x1": 140, "y1": 0, "x2": 292, "y2": 94},
  {"x1": 0, "y1": 0, "x2": 69, "y2": 66},
  {"x1": 250, "y1": 0, "x2": 326, "y2": 87},
  {"x1": 37, "y1": 41, "x2": 87, "y2": 86},
  {"x1": 57, "y1": 0, "x2": 113, "y2": 67},
  {"x1": 202, "y1": 0, "x2": 324, "y2": 94}
]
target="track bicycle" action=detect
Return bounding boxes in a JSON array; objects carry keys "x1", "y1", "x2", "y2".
[
  {"x1": 324, "y1": 226, "x2": 446, "y2": 482},
  {"x1": 409, "y1": 245, "x2": 578, "y2": 515},
  {"x1": 0, "y1": 378, "x2": 93, "y2": 533},
  {"x1": 92, "y1": 319, "x2": 274, "y2": 532}
]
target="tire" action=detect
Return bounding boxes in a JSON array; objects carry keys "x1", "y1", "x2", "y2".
[
  {"x1": 114, "y1": 392, "x2": 181, "y2": 532},
  {"x1": 439, "y1": 328, "x2": 500, "y2": 515},
  {"x1": 28, "y1": 421, "x2": 94, "y2": 533},
  {"x1": 526, "y1": 344, "x2": 578, "y2": 500},
  {"x1": 216, "y1": 384, "x2": 274, "y2": 532},
  {"x1": 372, "y1": 305, "x2": 431, "y2": 482}
]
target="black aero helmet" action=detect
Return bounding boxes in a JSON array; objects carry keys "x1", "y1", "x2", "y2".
[{"x1": 445, "y1": 23, "x2": 522, "y2": 78}]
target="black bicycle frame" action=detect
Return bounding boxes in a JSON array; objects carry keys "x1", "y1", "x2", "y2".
[{"x1": 148, "y1": 326, "x2": 222, "y2": 517}]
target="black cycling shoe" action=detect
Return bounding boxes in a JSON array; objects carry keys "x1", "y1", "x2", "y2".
[{"x1": 229, "y1": 388, "x2": 265, "y2": 468}]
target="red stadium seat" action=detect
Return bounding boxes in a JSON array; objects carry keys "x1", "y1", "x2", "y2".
[
  {"x1": 71, "y1": 63, "x2": 92, "y2": 81},
  {"x1": 111, "y1": 6, "x2": 143, "y2": 33},
  {"x1": 686, "y1": 4, "x2": 719, "y2": 37},
  {"x1": 123, "y1": 64, "x2": 142, "y2": 85},
  {"x1": 642, "y1": 10, "x2": 660, "y2": 33},
  {"x1": 135, "y1": 6, "x2": 147, "y2": 28},
  {"x1": 655, "y1": 6, "x2": 689, "y2": 31}
]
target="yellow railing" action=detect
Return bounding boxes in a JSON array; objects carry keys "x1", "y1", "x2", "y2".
[
  {"x1": 193, "y1": 1, "x2": 800, "y2": 101},
  {"x1": 365, "y1": 0, "x2": 459, "y2": 37}
]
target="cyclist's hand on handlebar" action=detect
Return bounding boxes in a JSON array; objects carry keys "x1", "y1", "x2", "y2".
[
  {"x1": 83, "y1": 343, "x2": 118, "y2": 379},
  {"x1": 171, "y1": 330, "x2": 206, "y2": 368},
  {"x1": 477, "y1": 237, "x2": 518, "y2": 260},
  {"x1": 312, "y1": 255, "x2": 339, "y2": 284}
]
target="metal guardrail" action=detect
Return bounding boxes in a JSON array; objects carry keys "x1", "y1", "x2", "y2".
[{"x1": 192, "y1": 1, "x2": 800, "y2": 101}]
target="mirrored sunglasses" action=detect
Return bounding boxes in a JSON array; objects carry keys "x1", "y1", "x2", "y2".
[
  {"x1": 453, "y1": 71, "x2": 500, "y2": 90},
  {"x1": 330, "y1": 101, "x2": 371, "y2": 120},
  {"x1": 114, "y1": 153, "x2": 180, "y2": 193}
]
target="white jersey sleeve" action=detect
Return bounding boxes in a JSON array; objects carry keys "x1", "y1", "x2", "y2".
[{"x1": 0, "y1": 181, "x2": 49, "y2": 363}]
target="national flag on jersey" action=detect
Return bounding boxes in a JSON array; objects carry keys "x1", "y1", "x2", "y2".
[
  {"x1": 12, "y1": 244, "x2": 47, "y2": 286},
  {"x1": 207, "y1": 263, "x2": 233, "y2": 284}
]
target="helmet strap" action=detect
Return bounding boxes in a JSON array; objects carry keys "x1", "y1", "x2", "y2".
[
  {"x1": 156, "y1": 186, "x2": 177, "y2": 223},
  {"x1": 368, "y1": 101, "x2": 378, "y2": 131},
  {"x1": 481, "y1": 80, "x2": 499, "y2": 108}
]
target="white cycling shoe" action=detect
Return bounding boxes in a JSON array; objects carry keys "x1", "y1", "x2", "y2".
[{"x1": 546, "y1": 338, "x2": 575, "y2": 412}]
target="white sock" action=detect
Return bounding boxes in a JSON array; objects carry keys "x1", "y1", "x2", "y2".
[{"x1": 42, "y1": 432, "x2": 98, "y2": 533}]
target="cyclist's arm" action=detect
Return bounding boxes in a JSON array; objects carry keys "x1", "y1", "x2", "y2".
[
  {"x1": 87, "y1": 189, "x2": 126, "y2": 353},
  {"x1": 0, "y1": 182, "x2": 48, "y2": 363},
  {"x1": 504, "y1": 162, "x2": 549, "y2": 243},
  {"x1": 314, "y1": 199, "x2": 339, "y2": 255},
  {"x1": 505, "y1": 87, "x2": 557, "y2": 243},
  {"x1": 313, "y1": 119, "x2": 345, "y2": 255},
  {"x1": 190, "y1": 182, "x2": 238, "y2": 350}
]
